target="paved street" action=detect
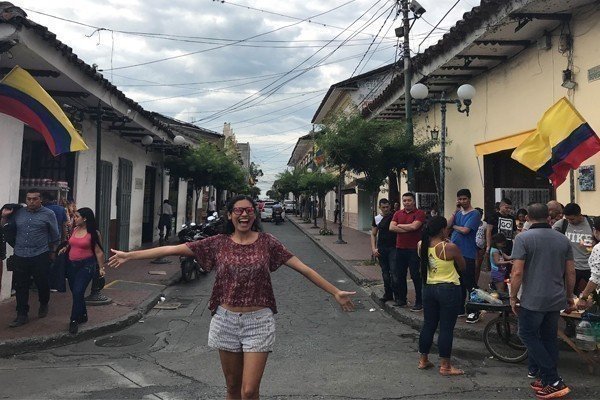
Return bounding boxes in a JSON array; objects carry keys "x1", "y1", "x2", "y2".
[{"x1": 1, "y1": 222, "x2": 599, "y2": 399}]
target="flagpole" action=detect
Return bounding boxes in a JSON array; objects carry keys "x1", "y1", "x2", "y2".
[{"x1": 569, "y1": 170, "x2": 575, "y2": 203}]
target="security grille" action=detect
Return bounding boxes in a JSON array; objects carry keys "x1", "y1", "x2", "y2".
[{"x1": 494, "y1": 188, "x2": 551, "y2": 211}]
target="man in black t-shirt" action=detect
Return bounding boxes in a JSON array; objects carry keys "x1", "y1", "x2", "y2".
[
  {"x1": 486, "y1": 197, "x2": 517, "y2": 255},
  {"x1": 371, "y1": 198, "x2": 398, "y2": 303}
]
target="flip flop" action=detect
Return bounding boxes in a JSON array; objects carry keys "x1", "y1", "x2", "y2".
[{"x1": 439, "y1": 367, "x2": 464, "y2": 376}]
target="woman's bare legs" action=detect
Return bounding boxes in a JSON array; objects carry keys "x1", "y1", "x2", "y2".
[
  {"x1": 219, "y1": 350, "x2": 243, "y2": 399},
  {"x1": 218, "y1": 351, "x2": 269, "y2": 399},
  {"x1": 241, "y1": 352, "x2": 269, "y2": 399}
]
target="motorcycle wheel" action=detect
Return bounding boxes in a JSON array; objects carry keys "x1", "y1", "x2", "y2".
[{"x1": 181, "y1": 258, "x2": 196, "y2": 282}]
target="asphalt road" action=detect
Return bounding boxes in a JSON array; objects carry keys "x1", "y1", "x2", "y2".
[{"x1": 1, "y1": 222, "x2": 598, "y2": 399}]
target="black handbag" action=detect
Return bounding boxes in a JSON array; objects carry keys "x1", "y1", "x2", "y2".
[{"x1": 6, "y1": 255, "x2": 19, "y2": 272}]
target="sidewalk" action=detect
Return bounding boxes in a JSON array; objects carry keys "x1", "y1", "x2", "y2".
[
  {"x1": 288, "y1": 216, "x2": 492, "y2": 340},
  {"x1": 0, "y1": 245, "x2": 181, "y2": 357}
]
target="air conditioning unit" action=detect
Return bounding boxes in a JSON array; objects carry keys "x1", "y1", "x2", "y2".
[
  {"x1": 494, "y1": 188, "x2": 551, "y2": 211},
  {"x1": 415, "y1": 192, "x2": 437, "y2": 211}
]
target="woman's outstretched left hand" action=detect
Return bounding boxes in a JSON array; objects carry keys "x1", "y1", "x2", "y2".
[{"x1": 334, "y1": 290, "x2": 356, "y2": 312}]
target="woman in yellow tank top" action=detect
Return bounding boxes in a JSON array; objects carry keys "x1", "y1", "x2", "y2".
[{"x1": 417, "y1": 216, "x2": 466, "y2": 375}]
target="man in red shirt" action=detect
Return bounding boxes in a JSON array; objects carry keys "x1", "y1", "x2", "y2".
[{"x1": 390, "y1": 192, "x2": 426, "y2": 311}]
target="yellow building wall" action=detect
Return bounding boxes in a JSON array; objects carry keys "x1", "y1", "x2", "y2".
[{"x1": 413, "y1": 8, "x2": 600, "y2": 216}]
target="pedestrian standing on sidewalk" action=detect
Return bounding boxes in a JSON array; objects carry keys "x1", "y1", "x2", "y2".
[
  {"x1": 448, "y1": 189, "x2": 482, "y2": 323},
  {"x1": 389, "y1": 192, "x2": 426, "y2": 311},
  {"x1": 576, "y1": 216, "x2": 600, "y2": 311},
  {"x1": 108, "y1": 194, "x2": 355, "y2": 400},
  {"x1": 417, "y1": 216, "x2": 465, "y2": 375},
  {"x1": 553, "y1": 202, "x2": 595, "y2": 295},
  {"x1": 334, "y1": 199, "x2": 340, "y2": 224},
  {"x1": 158, "y1": 199, "x2": 173, "y2": 241},
  {"x1": 371, "y1": 198, "x2": 399, "y2": 303},
  {"x1": 511, "y1": 203, "x2": 575, "y2": 399},
  {"x1": 60, "y1": 207, "x2": 106, "y2": 334},
  {"x1": 486, "y1": 198, "x2": 516, "y2": 256},
  {"x1": 1, "y1": 188, "x2": 59, "y2": 328}
]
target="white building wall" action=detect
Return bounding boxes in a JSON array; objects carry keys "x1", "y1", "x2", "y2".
[
  {"x1": 74, "y1": 125, "x2": 163, "y2": 250},
  {"x1": 0, "y1": 116, "x2": 24, "y2": 300},
  {"x1": 176, "y1": 179, "x2": 187, "y2": 229}
]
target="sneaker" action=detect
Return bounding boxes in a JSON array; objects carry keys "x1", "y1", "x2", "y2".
[
  {"x1": 457, "y1": 312, "x2": 467, "y2": 317},
  {"x1": 530, "y1": 379, "x2": 544, "y2": 390},
  {"x1": 410, "y1": 304, "x2": 423, "y2": 312},
  {"x1": 394, "y1": 301, "x2": 407, "y2": 307},
  {"x1": 528, "y1": 370, "x2": 539, "y2": 379},
  {"x1": 38, "y1": 304, "x2": 49, "y2": 318},
  {"x1": 78, "y1": 314, "x2": 88, "y2": 324},
  {"x1": 535, "y1": 381, "x2": 571, "y2": 399},
  {"x1": 466, "y1": 312, "x2": 480, "y2": 324},
  {"x1": 9, "y1": 315, "x2": 29, "y2": 328},
  {"x1": 379, "y1": 296, "x2": 394, "y2": 303},
  {"x1": 69, "y1": 320, "x2": 78, "y2": 335}
]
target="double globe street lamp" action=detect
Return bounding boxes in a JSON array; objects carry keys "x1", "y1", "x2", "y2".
[{"x1": 409, "y1": 83, "x2": 476, "y2": 216}]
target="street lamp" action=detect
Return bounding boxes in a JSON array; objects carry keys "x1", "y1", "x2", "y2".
[{"x1": 410, "y1": 83, "x2": 475, "y2": 216}]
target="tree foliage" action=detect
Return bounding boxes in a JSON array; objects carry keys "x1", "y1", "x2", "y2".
[
  {"x1": 299, "y1": 170, "x2": 337, "y2": 230},
  {"x1": 249, "y1": 162, "x2": 264, "y2": 184},
  {"x1": 317, "y1": 112, "x2": 435, "y2": 210}
]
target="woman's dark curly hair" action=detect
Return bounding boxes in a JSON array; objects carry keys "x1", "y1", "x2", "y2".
[{"x1": 224, "y1": 195, "x2": 262, "y2": 234}]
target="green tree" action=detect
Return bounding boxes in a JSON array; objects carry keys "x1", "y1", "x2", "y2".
[
  {"x1": 299, "y1": 170, "x2": 337, "y2": 230},
  {"x1": 248, "y1": 186, "x2": 261, "y2": 199},
  {"x1": 249, "y1": 162, "x2": 264, "y2": 184},
  {"x1": 272, "y1": 168, "x2": 307, "y2": 213},
  {"x1": 317, "y1": 112, "x2": 435, "y2": 216},
  {"x1": 165, "y1": 142, "x2": 247, "y2": 222}
]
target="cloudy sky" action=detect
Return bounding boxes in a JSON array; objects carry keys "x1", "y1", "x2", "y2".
[{"x1": 15, "y1": 0, "x2": 479, "y2": 194}]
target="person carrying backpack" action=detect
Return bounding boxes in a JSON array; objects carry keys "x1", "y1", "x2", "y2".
[{"x1": 553, "y1": 202, "x2": 596, "y2": 296}]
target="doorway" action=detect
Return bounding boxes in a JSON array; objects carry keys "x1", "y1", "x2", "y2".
[
  {"x1": 142, "y1": 166, "x2": 156, "y2": 243},
  {"x1": 483, "y1": 149, "x2": 553, "y2": 214},
  {"x1": 116, "y1": 158, "x2": 133, "y2": 250}
]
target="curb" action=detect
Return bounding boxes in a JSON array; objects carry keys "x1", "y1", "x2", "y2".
[
  {"x1": 0, "y1": 269, "x2": 182, "y2": 358},
  {"x1": 287, "y1": 217, "x2": 369, "y2": 286},
  {"x1": 288, "y1": 217, "x2": 482, "y2": 342}
]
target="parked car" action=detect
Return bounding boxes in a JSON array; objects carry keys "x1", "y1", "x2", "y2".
[
  {"x1": 284, "y1": 200, "x2": 296, "y2": 213},
  {"x1": 261, "y1": 201, "x2": 274, "y2": 221}
]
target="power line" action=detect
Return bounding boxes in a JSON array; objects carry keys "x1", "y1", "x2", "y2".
[
  {"x1": 99, "y1": 0, "x2": 362, "y2": 71},
  {"x1": 351, "y1": 2, "x2": 398, "y2": 77},
  {"x1": 196, "y1": 0, "x2": 389, "y2": 124},
  {"x1": 417, "y1": 0, "x2": 462, "y2": 52}
]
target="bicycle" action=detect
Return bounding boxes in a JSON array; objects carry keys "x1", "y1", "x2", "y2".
[{"x1": 467, "y1": 301, "x2": 528, "y2": 363}]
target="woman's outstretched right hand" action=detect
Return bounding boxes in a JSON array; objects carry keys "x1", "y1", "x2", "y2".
[{"x1": 108, "y1": 249, "x2": 129, "y2": 269}]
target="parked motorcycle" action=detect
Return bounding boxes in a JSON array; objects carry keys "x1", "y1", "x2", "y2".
[
  {"x1": 178, "y1": 213, "x2": 224, "y2": 282},
  {"x1": 273, "y1": 206, "x2": 284, "y2": 225}
]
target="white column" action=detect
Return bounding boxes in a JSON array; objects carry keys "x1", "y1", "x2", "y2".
[{"x1": 0, "y1": 116, "x2": 24, "y2": 300}]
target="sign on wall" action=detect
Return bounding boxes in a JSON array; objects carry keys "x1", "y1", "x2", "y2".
[
  {"x1": 134, "y1": 178, "x2": 144, "y2": 190},
  {"x1": 578, "y1": 165, "x2": 595, "y2": 191}
]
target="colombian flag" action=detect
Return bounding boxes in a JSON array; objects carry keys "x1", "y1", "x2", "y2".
[
  {"x1": 0, "y1": 66, "x2": 89, "y2": 156},
  {"x1": 511, "y1": 97, "x2": 600, "y2": 187}
]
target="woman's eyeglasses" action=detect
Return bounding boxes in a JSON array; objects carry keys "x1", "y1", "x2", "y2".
[{"x1": 232, "y1": 207, "x2": 255, "y2": 215}]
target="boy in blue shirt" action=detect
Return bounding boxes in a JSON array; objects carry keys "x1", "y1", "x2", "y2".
[{"x1": 448, "y1": 189, "x2": 482, "y2": 323}]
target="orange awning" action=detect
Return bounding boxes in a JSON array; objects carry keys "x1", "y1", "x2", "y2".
[{"x1": 474, "y1": 129, "x2": 535, "y2": 156}]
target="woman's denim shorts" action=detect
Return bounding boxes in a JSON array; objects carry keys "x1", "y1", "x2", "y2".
[{"x1": 208, "y1": 306, "x2": 275, "y2": 353}]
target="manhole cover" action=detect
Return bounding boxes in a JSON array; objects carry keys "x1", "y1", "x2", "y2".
[{"x1": 95, "y1": 335, "x2": 144, "y2": 347}]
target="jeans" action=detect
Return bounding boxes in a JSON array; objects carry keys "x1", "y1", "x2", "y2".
[
  {"x1": 13, "y1": 252, "x2": 51, "y2": 316},
  {"x1": 378, "y1": 246, "x2": 398, "y2": 300},
  {"x1": 418, "y1": 283, "x2": 462, "y2": 358},
  {"x1": 395, "y1": 248, "x2": 422, "y2": 305},
  {"x1": 459, "y1": 257, "x2": 477, "y2": 314},
  {"x1": 66, "y1": 257, "x2": 96, "y2": 321},
  {"x1": 518, "y1": 308, "x2": 560, "y2": 386}
]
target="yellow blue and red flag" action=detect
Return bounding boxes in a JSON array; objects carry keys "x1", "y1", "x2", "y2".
[
  {"x1": 511, "y1": 97, "x2": 600, "y2": 187},
  {"x1": 0, "y1": 66, "x2": 88, "y2": 156}
]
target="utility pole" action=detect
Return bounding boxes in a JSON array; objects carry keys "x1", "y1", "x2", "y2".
[{"x1": 401, "y1": 0, "x2": 415, "y2": 193}]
